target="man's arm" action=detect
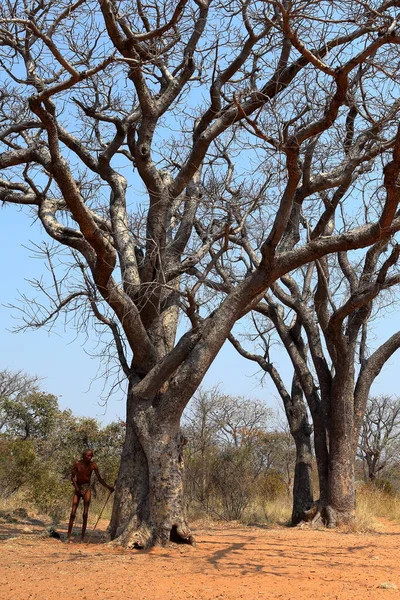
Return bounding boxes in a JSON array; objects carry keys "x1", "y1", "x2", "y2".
[
  {"x1": 71, "y1": 462, "x2": 82, "y2": 495},
  {"x1": 92, "y1": 463, "x2": 114, "y2": 492}
]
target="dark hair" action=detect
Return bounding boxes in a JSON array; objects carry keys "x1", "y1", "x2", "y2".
[{"x1": 82, "y1": 448, "x2": 94, "y2": 457}]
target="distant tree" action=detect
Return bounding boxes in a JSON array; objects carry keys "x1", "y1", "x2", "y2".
[
  {"x1": 211, "y1": 444, "x2": 257, "y2": 521},
  {"x1": 0, "y1": 368, "x2": 61, "y2": 441},
  {"x1": 0, "y1": 437, "x2": 37, "y2": 497},
  {"x1": 260, "y1": 428, "x2": 297, "y2": 494},
  {"x1": 182, "y1": 386, "x2": 271, "y2": 510},
  {"x1": 0, "y1": 391, "x2": 59, "y2": 440},
  {"x1": 358, "y1": 396, "x2": 400, "y2": 483},
  {"x1": 182, "y1": 387, "x2": 221, "y2": 509},
  {"x1": 0, "y1": 369, "x2": 39, "y2": 399},
  {"x1": 183, "y1": 388, "x2": 288, "y2": 521},
  {"x1": 211, "y1": 393, "x2": 270, "y2": 450}
]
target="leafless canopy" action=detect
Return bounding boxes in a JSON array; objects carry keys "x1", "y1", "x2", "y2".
[
  {"x1": 358, "y1": 395, "x2": 400, "y2": 481},
  {"x1": 1, "y1": 0, "x2": 400, "y2": 404}
]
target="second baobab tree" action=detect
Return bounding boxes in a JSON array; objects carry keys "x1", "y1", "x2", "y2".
[{"x1": 1, "y1": 0, "x2": 400, "y2": 546}]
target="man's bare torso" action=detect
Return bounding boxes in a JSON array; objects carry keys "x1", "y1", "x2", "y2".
[{"x1": 73, "y1": 460, "x2": 97, "y2": 486}]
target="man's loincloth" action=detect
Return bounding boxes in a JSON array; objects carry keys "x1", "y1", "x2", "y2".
[{"x1": 78, "y1": 483, "x2": 92, "y2": 495}]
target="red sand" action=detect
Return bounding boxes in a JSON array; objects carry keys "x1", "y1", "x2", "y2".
[{"x1": 1, "y1": 518, "x2": 400, "y2": 599}]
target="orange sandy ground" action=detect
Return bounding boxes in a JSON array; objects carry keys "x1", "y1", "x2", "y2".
[{"x1": 1, "y1": 517, "x2": 400, "y2": 600}]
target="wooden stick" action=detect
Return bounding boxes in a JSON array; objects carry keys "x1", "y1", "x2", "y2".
[{"x1": 86, "y1": 489, "x2": 113, "y2": 544}]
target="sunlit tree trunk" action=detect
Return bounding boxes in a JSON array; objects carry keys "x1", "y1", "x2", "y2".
[
  {"x1": 109, "y1": 392, "x2": 193, "y2": 548},
  {"x1": 324, "y1": 372, "x2": 357, "y2": 526}
]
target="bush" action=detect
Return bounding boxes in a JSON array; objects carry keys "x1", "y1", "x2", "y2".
[
  {"x1": 212, "y1": 447, "x2": 257, "y2": 520},
  {"x1": 26, "y1": 468, "x2": 71, "y2": 523},
  {"x1": 258, "y1": 470, "x2": 287, "y2": 502},
  {"x1": 374, "y1": 478, "x2": 395, "y2": 496},
  {"x1": 0, "y1": 438, "x2": 37, "y2": 497}
]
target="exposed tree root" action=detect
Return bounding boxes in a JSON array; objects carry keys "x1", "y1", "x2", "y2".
[
  {"x1": 108, "y1": 521, "x2": 196, "y2": 550},
  {"x1": 300, "y1": 500, "x2": 335, "y2": 528},
  {"x1": 300, "y1": 501, "x2": 352, "y2": 529},
  {"x1": 108, "y1": 524, "x2": 153, "y2": 549},
  {"x1": 302, "y1": 500, "x2": 323, "y2": 525},
  {"x1": 291, "y1": 500, "x2": 314, "y2": 526}
]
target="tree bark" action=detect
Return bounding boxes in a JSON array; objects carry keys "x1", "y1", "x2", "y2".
[
  {"x1": 368, "y1": 469, "x2": 377, "y2": 483},
  {"x1": 291, "y1": 420, "x2": 314, "y2": 525},
  {"x1": 312, "y1": 419, "x2": 330, "y2": 506},
  {"x1": 326, "y1": 435, "x2": 356, "y2": 527},
  {"x1": 325, "y1": 376, "x2": 356, "y2": 527},
  {"x1": 285, "y1": 375, "x2": 314, "y2": 525},
  {"x1": 108, "y1": 411, "x2": 149, "y2": 541},
  {"x1": 109, "y1": 391, "x2": 194, "y2": 548}
]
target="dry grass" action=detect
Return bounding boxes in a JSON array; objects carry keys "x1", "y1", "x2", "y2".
[
  {"x1": 3, "y1": 484, "x2": 400, "y2": 535},
  {"x1": 247, "y1": 486, "x2": 400, "y2": 533},
  {"x1": 356, "y1": 484, "x2": 400, "y2": 527},
  {"x1": 0, "y1": 492, "x2": 29, "y2": 515},
  {"x1": 258, "y1": 497, "x2": 292, "y2": 524},
  {"x1": 0, "y1": 490, "x2": 113, "y2": 528}
]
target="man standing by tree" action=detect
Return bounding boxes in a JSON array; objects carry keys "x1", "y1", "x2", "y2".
[{"x1": 67, "y1": 449, "x2": 114, "y2": 543}]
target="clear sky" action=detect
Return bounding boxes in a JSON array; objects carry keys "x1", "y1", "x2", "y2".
[{"x1": 1, "y1": 205, "x2": 399, "y2": 424}]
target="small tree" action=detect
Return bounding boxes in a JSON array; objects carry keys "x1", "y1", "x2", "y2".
[
  {"x1": 229, "y1": 330, "x2": 313, "y2": 524},
  {"x1": 0, "y1": 369, "x2": 39, "y2": 400},
  {"x1": 183, "y1": 388, "x2": 271, "y2": 517},
  {"x1": 0, "y1": 392, "x2": 59, "y2": 441},
  {"x1": 0, "y1": 437, "x2": 37, "y2": 497},
  {"x1": 212, "y1": 445, "x2": 256, "y2": 521},
  {"x1": 358, "y1": 395, "x2": 400, "y2": 483},
  {"x1": 183, "y1": 387, "x2": 221, "y2": 510}
]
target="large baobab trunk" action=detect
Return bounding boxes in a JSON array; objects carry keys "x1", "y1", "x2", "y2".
[
  {"x1": 325, "y1": 376, "x2": 356, "y2": 527},
  {"x1": 303, "y1": 415, "x2": 354, "y2": 528},
  {"x1": 326, "y1": 433, "x2": 356, "y2": 527},
  {"x1": 107, "y1": 414, "x2": 149, "y2": 542},
  {"x1": 109, "y1": 393, "x2": 193, "y2": 548}
]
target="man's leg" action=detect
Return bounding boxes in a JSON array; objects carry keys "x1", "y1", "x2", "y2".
[
  {"x1": 67, "y1": 493, "x2": 80, "y2": 542},
  {"x1": 81, "y1": 489, "x2": 91, "y2": 541}
]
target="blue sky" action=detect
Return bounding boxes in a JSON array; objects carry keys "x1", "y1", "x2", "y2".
[{"x1": 1, "y1": 204, "x2": 400, "y2": 425}]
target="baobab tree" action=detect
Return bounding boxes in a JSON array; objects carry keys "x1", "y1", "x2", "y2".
[
  {"x1": 230, "y1": 237, "x2": 400, "y2": 526},
  {"x1": 1, "y1": 0, "x2": 400, "y2": 546}
]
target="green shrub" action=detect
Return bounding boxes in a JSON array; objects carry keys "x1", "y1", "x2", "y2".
[
  {"x1": 26, "y1": 468, "x2": 70, "y2": 522},
  {"x1": 0, "y1": 438, "x2": 37, "y2": 497}
]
